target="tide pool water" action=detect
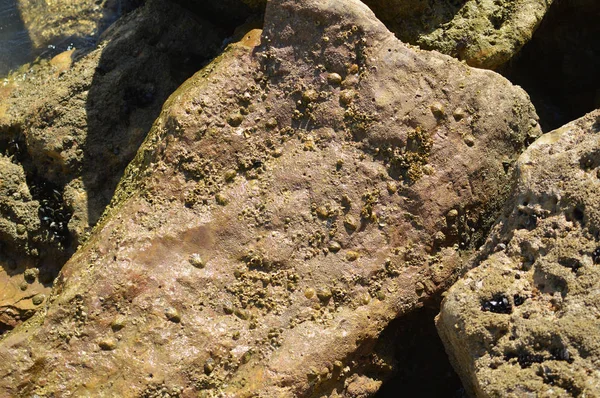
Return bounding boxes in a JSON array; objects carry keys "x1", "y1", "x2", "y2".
[
  {"x1": 0, "y1": 0, "x2": 122, "y2": 77},
  {"x1": 0, "y1": 0, "x2": 33, "y2": 76}
]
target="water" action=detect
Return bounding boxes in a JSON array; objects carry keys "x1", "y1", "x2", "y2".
[
  {"x1": 0, "y1": 0, "x2": 33, "y2": 76},
  {"x1": 0, "y1": 0, "x2": 123, "y2": 78}
]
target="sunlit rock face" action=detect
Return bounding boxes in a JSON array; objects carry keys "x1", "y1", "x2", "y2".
[{"x1": 0, "y1": 0, "x2": 541, "y2": 395}]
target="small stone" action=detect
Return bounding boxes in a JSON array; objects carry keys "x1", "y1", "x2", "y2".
[
  {"x1": 344, "y1": 215, "x2": 358, "y2": 231},
  {"x1": 111, "y1": 315, "x2": 126, "y2": 331},
  {"x1": 359, "y1": 293, "x2": 370, "y2": 305},
  {"x1": 386, "y1": 181, "x2": 398, "y2": 194},
  {"x1": 189, "y1": 253, "x2": 205, "y2": 268},
  {"x1": 165, "y1": 307, "x2": 181, "y2": 323},
  {"x1": 204, "y1": 358, "x2": 215, "y2": 375},
  {"x1": 234, "y1": 308, "x2": 250, "y2": 320},
  {"x1": 304, "y1": 288, "x2": 316, "y2": 299},
  {"x1": 327, "y1": 73, "x2": 342, "y2": 85},
  {"x1": 328, "y1": 241, "x2": 342, "y2": 252},
  {"x1": 24, "y1": 268, "x2": 39, "y2": 283},
  {"x1": 453, "y1": 108, "x2": 466, "y2": 121},
  {"x1": 223, "y1": 303, "x2": 234, "y2": 315},
  {"x1": 430, "y1": 102, "x2": 445, "y2": 118},
  {"x1": 224, "y1": 169, "x2": 237, "y2": 182},
  {"x1": 463, "y1": 134, "x2": 475, "y2": 147},
  {"x1": 227, "y1": 112, "x2": 244, "y2": 127},
  {"x1": 434, "y1": 231, "x2": 446, "y2": 244},
  {"x1": 339, "y1": 89, "x2": 356, "y2": 105},
  {"x1": 302, "y1": 89, "x2": 319, "y2": 103},
  {"x1": 348, "y1": 64, "x2": 359, "y2": 74},
  {"x1": 99, "y1": 338, "x2": 117, "y2": 351},
  {"x1": 266, "y1": 118, "x2": 278, "y2": 128},
  {"x1": 316, "y1": 287, "x2": 332, "y2": 302},
  {"x1": 447, "y1": 209, "x2": 459, "y2": 219},
  {"x1": 346, "y1": 251, "x2": 359, "y2": 261},
  {"x1": 215, "y1": 193, "x2": 228, "y2": 206},
  {"x1": 32, "y1": 294, "x2": 45, "y2": 306},
  {"x1": 316, "y1": 206, "x2": 329, "y2": 219},
  {"x1": 16, "y1": 224, "x2": 26, "y2": 235}
]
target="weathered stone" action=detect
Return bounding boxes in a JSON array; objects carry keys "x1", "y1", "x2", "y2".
[
  {"x1": 0, "y1": 0, "x2": 227, "y2": 271},
  {"x1": 437, "y1": 110, "x2": 600, "y2": 397},
  {"x1": 0, "y1": 0, "x2": 539, "y2": 395},
  {"x1": 363, "y1": 0, "x2": 553, "y2": 69}
]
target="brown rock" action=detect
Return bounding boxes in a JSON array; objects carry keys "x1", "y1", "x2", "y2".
[
  {"x1": 0, "y1": 0, "x2": 227, "y2": 304},
  {"x1": 437, "y1": 110, "x2": 600, "y2": 397},
  {"x1": 0, "y1": 0, "x2": 539, "y2": 395}
]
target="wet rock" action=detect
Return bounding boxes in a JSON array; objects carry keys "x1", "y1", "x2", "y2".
[
  {"x1": 437, "y1": 110, "x2": 600, "y2": 397},
  {"x1": 0, "y1": 0, "x2": 539, "y2": 395},
  {"x1": 363, "y1": 0, "x2": 553, "y2": 69}
]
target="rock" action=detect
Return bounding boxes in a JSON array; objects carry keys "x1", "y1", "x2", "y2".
[
  {"x1": 0, "y1": 0, "x2": 227, "y2": 271},
  {"x1": 0, "y1": 155, "x2": 41, "y2": 252},
  {"x1": 437, "y1": 110, "x2": 600, "y2": 397},
  {"x1": 0, "y1": 0, "x2": 539, "y2": 395},
  {"x1": 362, "y1": 0, "x2": 553, "y2": 69}
]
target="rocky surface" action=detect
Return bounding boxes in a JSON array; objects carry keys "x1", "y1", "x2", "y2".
[
  {"x1": 0, "y1": 0, "x2": 228, "y2": 331},
  {"x1": 363, "y1": 0, "x2": 553, "y2": 70},
  {"x1": 437, "y1": 110, "x2": 600, "y2": 397},
  {"x1": 0, "y1": 154, "x2": 51, "y2": 332},
  {"x1": 0, "y1": 0, "x2": 541, "y2": 395}
]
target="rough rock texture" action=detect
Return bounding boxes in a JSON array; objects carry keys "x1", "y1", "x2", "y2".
[
  {"x1": 437, "y1": 110, "x2": 600, "y2": 397},
  {"x1": 0, "y1": 0, "x2": 227, "y2": 331},
  {"x1": 0, "y1": 0, "x2": 540, "y2": 396},
  {"x1": 363, "y1": 0, "x2": 553, "y2": 70},
  {"x1": 17, "y1": 0, "x2": 122, "y2": 49},
  {"x1": 0, "y1": 155, "x2": 51, "y2": 332}
]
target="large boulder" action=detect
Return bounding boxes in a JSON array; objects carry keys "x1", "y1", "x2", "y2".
[
  {"x1": 437, "y1": 110, "x2": 600, "y2": 397},
  {"x1": 363, "y1": 0, "x2": 553, "y2": 70},
  {"x1": 0, "y1": 0, "x2": 226, "y2": 273},
  {"x1": 0, "y1": 0, "x2": 539, "y2": 395}
]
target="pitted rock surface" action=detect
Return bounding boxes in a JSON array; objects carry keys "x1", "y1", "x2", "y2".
[
  {"x1": 0, "y1": 0, "x2": 540, "y2": 396},
  {"x1": 363, "y1": 0, "x2": 553, "y2": 70},
  {"x1": 0, "y1": 0, "x2": 226, "y2": 294},
  {"x1": 437, "y1": 110, "x2": 600, "y2": 397}
]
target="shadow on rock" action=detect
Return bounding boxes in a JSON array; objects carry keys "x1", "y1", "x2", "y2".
[
  {"x1": 502, "y1": 0, "x2": 600, "y2": 131},
  {"x1": 80, "y1": 0, "x2": 232, "y2": 236}
]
